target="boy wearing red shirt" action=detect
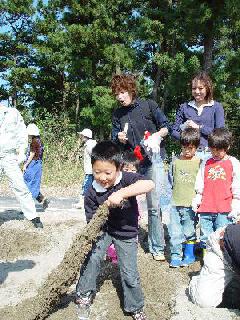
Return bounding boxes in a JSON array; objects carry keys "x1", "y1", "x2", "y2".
[{"x1": 192, "y1": 128, "x2": 240, "y2": 247}]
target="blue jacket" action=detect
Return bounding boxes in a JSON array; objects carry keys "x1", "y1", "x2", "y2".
[{"x1": 171, "y1": 100, "x2": 225, "y2": 147}]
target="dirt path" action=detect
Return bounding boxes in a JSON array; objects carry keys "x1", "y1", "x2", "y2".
[{"x1": 0, "y1": 195, "x2": 239, "y2": 320}]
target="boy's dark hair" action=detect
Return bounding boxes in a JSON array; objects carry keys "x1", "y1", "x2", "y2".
[
  {"x1": 91, "y1": 140, "x2": 122, "y2": 169},
  {"x1": 121, "y1": 151, "x2": 140, "y2": 171},
  {"x1": 208, "y1": 128, "x2": 232, "y2": 151},
  {"x1": 111, "y1": 74, "x2": 137, "y2": 99},
  {"x1": 180, "y1": 128, "x2": 200, "y2": 148}
]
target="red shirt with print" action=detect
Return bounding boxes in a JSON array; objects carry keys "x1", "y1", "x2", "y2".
[{"x1": 198, "y1": 158, "x2": 233, "y2": 213}]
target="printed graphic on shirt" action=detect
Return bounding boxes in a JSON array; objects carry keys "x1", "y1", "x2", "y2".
[
  {"x1": 179, "y1": 169, "x2": 194, "y2": 184},
  {"x1": 208, "y1": 165, "x2": 226, "y2": 181}
]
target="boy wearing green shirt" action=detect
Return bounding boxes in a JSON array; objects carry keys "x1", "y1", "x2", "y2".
[{"x1": 168, "y1": 128, "x2": 201, "y2": 267}]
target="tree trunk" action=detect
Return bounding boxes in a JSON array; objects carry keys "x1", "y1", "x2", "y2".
[
  {"x1": 11, "y1": 94, "x2": 17, "y2": 108},
  {"x1": 203, "y1": 16, "x2": 214, "y2": 72},
  {"x1": 75, "y1": 90, "x2": 80, "y2": 133},
  {"x1": 12, "y1": 57, "x2": 17, "y2": 108},
  {"x1": 152, "y1": 64, "x2": 161, "y2": 103},
  {"x1": 151, "y1": 39, "x2": 168, "y2": 110},
  {"x1": 62, "y1": 72, "x2": 67, "y2": 111},
  {"x1": 203, "y1": 23, "x2": 214, "y2": 72}
]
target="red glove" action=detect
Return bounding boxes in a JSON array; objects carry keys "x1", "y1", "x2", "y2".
[{"x1": 134, "y1": 145, "x2": 144, "y2": 161}]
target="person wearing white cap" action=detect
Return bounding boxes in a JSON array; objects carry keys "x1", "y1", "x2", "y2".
[
  {"x1": 73, "y1": 128, "x2": 96, "y2": 209},
  {"x1": 23, "y1": 123, "x2": 49, "y2": 212},
  {"x1": 0, "y1": 104, "x2": 43, "y2": 228}
]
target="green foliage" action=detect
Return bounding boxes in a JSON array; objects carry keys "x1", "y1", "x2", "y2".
[
  {"x1": 80, "y1": 86, "x2": 115, "y2": 138},
  {"x1": 0, "y1": 0, "x2": 240, "y2": 160},
  {"x1": 0, "y1": 0, "x2": 36, "y2": 106},
  {"x1": 35, "y1": 112, "x2": 84, "y2": 187}
]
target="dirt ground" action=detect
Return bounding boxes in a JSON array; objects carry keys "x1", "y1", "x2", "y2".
[{"x1": 0, "y1": 185, "x2": 240, "y2": 320}]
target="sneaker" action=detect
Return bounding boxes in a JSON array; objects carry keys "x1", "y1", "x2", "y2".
[
  {"x1": 36, "y1": 193, "x2": 44, "y2": 203},
  {"x1": 152, "y1": 253, "x2": 165, "y2": 261},
  {"x1": 75, "y1": 293, "x2": 92, "y2": 320},
  {"x1": 132, "y1": 309, "x2": 147, "y2": 320},
  {"x1": 75, "y1": 294, "x2": 92, "y2": 306},
  {"x1": 42, "y1": 198, "x2": 50, "y2": 210},
  {"x1": 31, "y1": 217, "x2": 43, "y2": 229},
  {"x1": 169, "y1": 259, "x2": 182, "y2": 268}
]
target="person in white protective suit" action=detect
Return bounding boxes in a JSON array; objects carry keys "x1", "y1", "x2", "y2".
[
  {"x1": 0, "y1": 103, "x2": 43, "y2": 228},
  {"x1": 189, "y1": 222, "x2": 240, "y2": 308}
]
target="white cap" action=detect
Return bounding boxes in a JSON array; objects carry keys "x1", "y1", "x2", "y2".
[
  {"x1": 27, "y1": 123, "x2": 40, "y2": 136},
  {"x1": 78, "y1": 128, "x2": 92, "y2": 139}
]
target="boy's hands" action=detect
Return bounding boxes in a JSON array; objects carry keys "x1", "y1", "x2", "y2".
[
  {"x1": 105, "y1": 191, "x2": 124, "y2": 208},
  {"x1": 105, "y1": 180, "x2": 154, "y2": 208}
]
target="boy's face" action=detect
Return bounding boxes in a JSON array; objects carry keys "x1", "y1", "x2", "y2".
[
  {"x1": 115, "y1": 90, "x2": 133, "y2": 107},
  {"x1": 181, "y1": 144, "x2": 197, "y2": 159},
  {"x1": 122, "y1": 163, "x2": 137, "y2": 173},
  {"x1": 92, "y1": 160, "x2": 120, "y2": 189},
  {"x1": 210, "y1": 147, "x2": 227, "y2": 160}
]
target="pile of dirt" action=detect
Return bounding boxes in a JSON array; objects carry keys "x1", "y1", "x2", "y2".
[
  {"x1": 0, "y1": 228, "x2": 46, "y2": 261},
  {"x1": 1, "y1": 196, "x2": 239, "y2": 320},
  {"x1": 0, "y1": 204, "x2": 110, "y2": 320},
  {"x1": 45, "y1": 238, "x2": 200, "y2": 320}
]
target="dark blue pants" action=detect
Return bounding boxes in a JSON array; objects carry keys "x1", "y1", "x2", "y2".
[{"x1": 23, "y1": 160, "x2": 42, "y2": 199}]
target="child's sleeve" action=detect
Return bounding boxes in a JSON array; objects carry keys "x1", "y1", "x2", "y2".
[
  {"x1": 84, "y1": 191, "x2": 99, "y2": 223},
  {"x1": 192, "y1": 160, "x2": 206, "y2": 212},
  {"x1": 195, "y1": 160, "x2": 206, "y2": 195},
  {"x1": 229, "y1": 157, "x2": 240, "y2": 221}
]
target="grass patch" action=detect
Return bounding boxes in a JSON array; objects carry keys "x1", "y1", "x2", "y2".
[{"x1": 42, "y1": 160, "x2": 84, "y2": 187}]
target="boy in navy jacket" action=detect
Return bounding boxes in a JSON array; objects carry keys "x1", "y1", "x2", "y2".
[{"x1": 75, "y1": 141, "x2": 154, "y2": 320}]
